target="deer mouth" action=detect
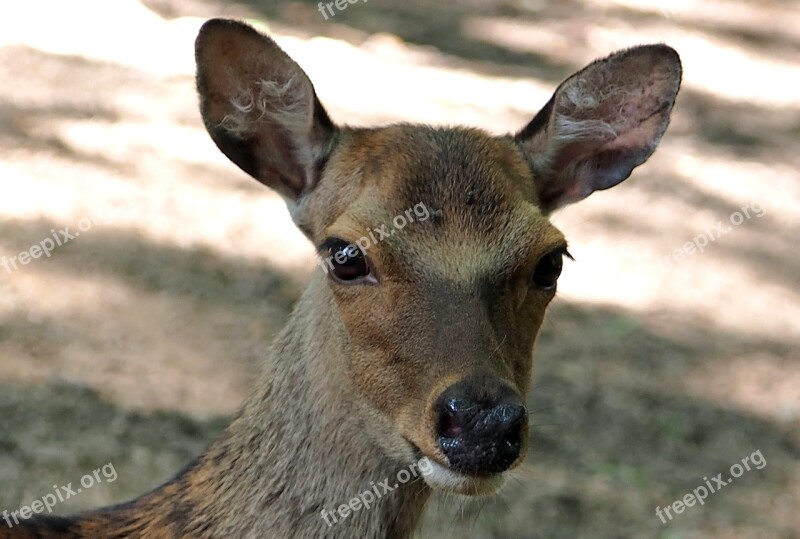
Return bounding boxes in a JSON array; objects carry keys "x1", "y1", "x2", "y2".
[
  {"x1": 404, "y1": 439, "x2": 509, "y2": 496},
  {"x1": 419, "y1": 458, "x2": 508, "y2": 496}
]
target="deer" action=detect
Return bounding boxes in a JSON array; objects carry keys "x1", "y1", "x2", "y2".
[{"x1": 1, "y1": 18, "x2": 681, "y2": 539}]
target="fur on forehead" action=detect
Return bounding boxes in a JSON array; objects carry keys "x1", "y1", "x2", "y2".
[{"x1": 305, "y1": 125, "x2": 541, "y2": 235}]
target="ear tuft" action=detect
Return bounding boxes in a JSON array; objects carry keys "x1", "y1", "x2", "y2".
[{"x1": 516, "y1": 44, "x2": 681, "y2": 212}]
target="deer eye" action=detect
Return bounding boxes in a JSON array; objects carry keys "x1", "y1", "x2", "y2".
[
  {"x1": 322, "y1": 239, "x2": 372, "y2": 283},
  {"x1": 531, "y1": 248, "x2": 569, "y2": 290}
]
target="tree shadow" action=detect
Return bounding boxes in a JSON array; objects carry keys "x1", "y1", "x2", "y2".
[
  {"x1": 144, "y1": 0, "x2": 578, "y2": 83},
  {"x1": 602, "y1": 4, "x2": 800, "y2": 57},
  {"x1": 0, "y1": 379, "x2": 228, "y2": 513},
  {"x1": 0, "y1": 218, "x2": 305, "y2": 314},
  {"x1": 0, "y1": 101, "x2": 122, "y2": 171}
]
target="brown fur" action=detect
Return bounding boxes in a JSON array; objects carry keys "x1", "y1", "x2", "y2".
[{"x1": 3, "y1": 19, "x2": 680, "y2": 539}]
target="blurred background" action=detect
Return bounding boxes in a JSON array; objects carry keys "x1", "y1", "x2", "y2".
[{"x1": 0, "y1": 0, "x2": 798, "y2": 537}]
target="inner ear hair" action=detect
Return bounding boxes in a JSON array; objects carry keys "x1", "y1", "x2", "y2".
[
  {"x1": 195, "y1": 19, "x2": 337, "y2": 200},
  {"x1": 515, "y1": 44, "x2": 682, "y2": 212}
]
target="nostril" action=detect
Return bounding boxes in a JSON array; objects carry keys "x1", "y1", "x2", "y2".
[
  {"x1": 439, "y1": 398, "x2": 473, "y2": 439},
  {"x1": 489, "y1": 403, "x2": 525, "y2": 455},
  {"x1": 440, "y1": 406, "x2": 463, "y2": 438},
  {"x1": 499, "y1": 403, "x2": 526, "y2": 424},
  {"x1": 502, "y1": 412, "x2": 523, "y2": 449},
  {"x1": 497, "y1": 403, "x2": 526, "y2": 432}
]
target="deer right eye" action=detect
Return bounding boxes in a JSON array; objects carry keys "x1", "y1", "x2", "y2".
[{"x1": 322, "y1": 239, "x2": 373, "y2": 283}]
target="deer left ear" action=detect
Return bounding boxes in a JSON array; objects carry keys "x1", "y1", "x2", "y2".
[
  {"x1": 515, "y1": 44, "x2": 681, "y2": 213},
  {"x1": 195, "y1": 19, "x2": 337, "y2": 202}
]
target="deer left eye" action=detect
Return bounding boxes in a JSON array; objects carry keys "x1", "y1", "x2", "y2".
[{"x1": 531, "y1": 249, "x2": 567, "y2": 290}]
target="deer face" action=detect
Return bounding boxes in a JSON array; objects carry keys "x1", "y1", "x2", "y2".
[
  {"x1": 300, "y1": 126, "x2": 565, "y2": 494},
  {"x1": 195, "y1": 19, "x2": 681, "y2": 495}
]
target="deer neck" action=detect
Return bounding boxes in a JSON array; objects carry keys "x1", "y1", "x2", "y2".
[{"x1": 171, "y1": 276, "x2": 431, "y2": 538}]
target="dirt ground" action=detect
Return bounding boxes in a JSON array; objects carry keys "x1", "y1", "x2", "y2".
[{"x1": 1, "y1": 0, "x2": 798, "y2": 538}]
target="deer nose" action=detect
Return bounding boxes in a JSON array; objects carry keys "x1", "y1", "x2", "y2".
[{"x1": 435, "y1": 382, "x2": 527, "y2": 475}]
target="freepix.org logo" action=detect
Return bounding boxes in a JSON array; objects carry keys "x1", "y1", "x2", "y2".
[
  {"x1": 317, "y1": 202, "x2": 431, "y2": 274},
  {"x1": 321, "y1": 457, "x2": 433, "y2": 527}
]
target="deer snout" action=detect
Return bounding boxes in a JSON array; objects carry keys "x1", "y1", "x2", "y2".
[{"x1": 435, "y1": 381, "x2": 527, "y2": 475}]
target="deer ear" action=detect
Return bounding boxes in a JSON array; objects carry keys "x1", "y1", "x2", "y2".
[
  {"x1": 515, "y1": 45, "x2": 681, "y2": 213},
  {"x1": 195, "y1": 19, "x2": 337, "y2": 200}
]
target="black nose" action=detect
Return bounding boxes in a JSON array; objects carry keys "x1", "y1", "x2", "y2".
[{"x1": 435, "y1": 381, "x2": 526, "y2": 475}]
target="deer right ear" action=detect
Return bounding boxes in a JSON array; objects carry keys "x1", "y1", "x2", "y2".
[{"x1": 195, "y1": 19, "x2": 337, "y2": 200}]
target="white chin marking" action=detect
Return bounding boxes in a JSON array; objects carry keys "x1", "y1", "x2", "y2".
[{"x1": 420, "y1": 459, "x2": 506, "y2": 496}]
